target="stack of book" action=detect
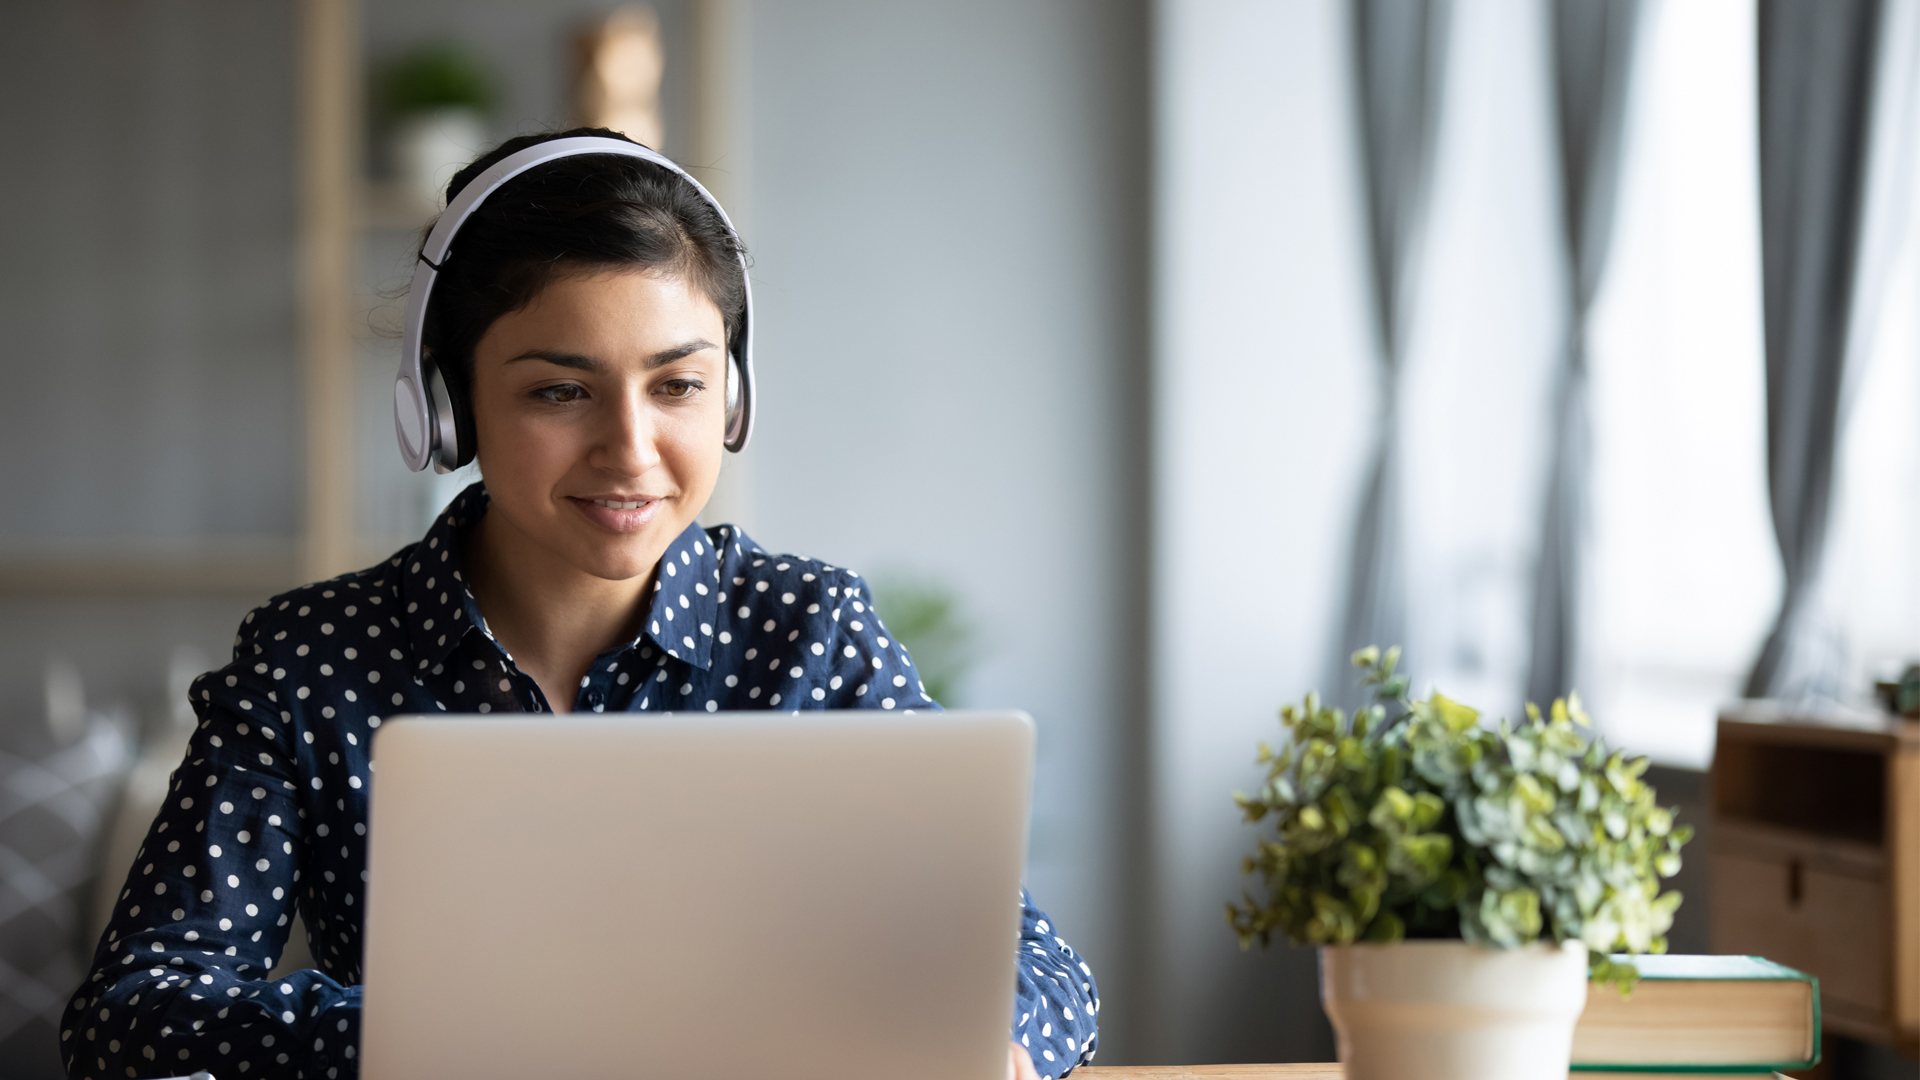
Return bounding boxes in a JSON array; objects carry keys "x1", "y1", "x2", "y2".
[{"x1": 1571, "y1": 955, "x2": 1820, "y2": 1079}]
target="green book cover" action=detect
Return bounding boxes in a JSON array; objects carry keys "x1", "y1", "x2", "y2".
[
  {"x1": 1613, "y1": 954, "x2": 1812, "y2": 983},
  {"x1": 1569, "y1": 955, "x2": 1821, "y2": 1073}
]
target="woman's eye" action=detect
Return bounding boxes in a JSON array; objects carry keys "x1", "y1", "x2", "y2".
[
  {"x1": 660, "y1": 379, "x2": 705, "y2": 399},
  {"x1": 535, "y1": 384, "x2": 585, "y2": 404}
]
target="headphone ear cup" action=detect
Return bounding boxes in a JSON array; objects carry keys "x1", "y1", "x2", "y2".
[
  {"x1": 445, "y1": 360, "x2": 477, "y2": 470},
  {"x1": 424, "y1": 354, "x2": 477, "y2": 473}
]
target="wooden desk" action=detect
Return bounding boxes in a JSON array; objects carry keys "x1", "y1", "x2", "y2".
[
  {"x1": 183, "y1": 1064, "x2": 1790, "y2": 1080},
  {"x1": 1082, "y1": 1060, "x2": 1336, "y2": 1068}
]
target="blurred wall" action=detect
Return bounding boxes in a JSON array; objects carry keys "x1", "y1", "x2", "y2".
[
  {"x1": 738, "y1": 0, "x2": 1153, "y2": 1060},
  {"x1": 1149, "y1": 0, "x2": 1373, "y2": 1063}
]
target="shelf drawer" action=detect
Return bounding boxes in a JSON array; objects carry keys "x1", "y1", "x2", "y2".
[{"x1": 1710, "y1": 851, "x2": 1888, "y2": 1018}]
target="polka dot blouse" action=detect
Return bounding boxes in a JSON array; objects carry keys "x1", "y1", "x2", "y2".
[{"x1": 63, "y1": 483, "x2": 1100, "y2": 1079}]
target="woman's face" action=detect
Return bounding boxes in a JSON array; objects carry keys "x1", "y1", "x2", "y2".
[{"x1": 467, "y1": 267, "x2": 728, "y2": 583}]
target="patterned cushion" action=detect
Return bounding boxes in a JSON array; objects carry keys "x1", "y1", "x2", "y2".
[{"x1": 0, "y1": 716, "x2": 131, "y2": 1079}]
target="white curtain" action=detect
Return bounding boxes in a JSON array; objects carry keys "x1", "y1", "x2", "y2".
[
  {"x1": 1333, "y1": 0, "x2": 1451, "y2": 707},
  {"x1": 1525, "y1": 0, "x2": 1643, "y2": 710},
  {"x1": 1398, "y1": 1, "x2": 1561, "y2": 718}
]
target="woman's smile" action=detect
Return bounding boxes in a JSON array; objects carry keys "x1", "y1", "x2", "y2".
[{"x1": 568, "y1": 494, "x2": 665, "y2": 533}]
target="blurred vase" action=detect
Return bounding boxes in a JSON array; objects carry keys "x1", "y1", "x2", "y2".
[
  {"x1": 392, "y1": 106, "x2": 489, "y2": 212},
  {"x1": 1320, "y1": 938, "x2": 1588, "y2": 1080}
]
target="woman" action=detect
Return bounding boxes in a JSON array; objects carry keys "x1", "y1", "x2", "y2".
[{"x1": 63, "y1": 129, "x2": 1098, "y2": 1080}]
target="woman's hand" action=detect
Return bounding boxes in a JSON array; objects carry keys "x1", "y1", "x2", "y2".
[{"x1": 1008, "y1": 1041, "x2": 1042, "y2": 1080}]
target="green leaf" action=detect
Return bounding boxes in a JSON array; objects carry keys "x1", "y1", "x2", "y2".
[
  {"x1": 377, "y1": 44, "x2": 499, "y2": 117},
  {"x1": 1431, "y1": 692, "x2": 1480, "y2": 733},
  {"x1": 1566, "y1": 691, "x2": 1592, "y2": 727},
  {"x1": 1364, "y1": 909, "x2": 1406, "y2": 943}
]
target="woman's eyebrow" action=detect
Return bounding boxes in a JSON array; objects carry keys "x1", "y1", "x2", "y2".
[
  {"x1": 507, "y1": 349, "x2": 603, "y2": 371},
  {"x1": 643, "y1": 339, "x2": 721, "y2": 367},
  {"x1": 506, "y1": 341, "x2": 719, "y2": 371}
]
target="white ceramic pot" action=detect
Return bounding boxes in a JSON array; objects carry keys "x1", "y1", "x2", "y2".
[
  {"x1": 1320, "y1": 938, "x2": 1588, "y2": 1080},
  {"x1": 392, "y1": 107, "x2": 490, "y2": 212}
]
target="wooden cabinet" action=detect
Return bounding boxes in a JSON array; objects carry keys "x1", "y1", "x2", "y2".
[{"x1": 1709, "y1": 702, "x2": 1919, "y2": 1054}]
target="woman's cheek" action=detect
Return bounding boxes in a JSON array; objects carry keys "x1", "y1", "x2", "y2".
[
  {"x1": 489, "y1": 407, "x2": 576, "y2": 488},
  {"x1": 668, "y1": 404, "x2": 725, "y2": 462}
]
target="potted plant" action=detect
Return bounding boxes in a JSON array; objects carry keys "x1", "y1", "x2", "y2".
[
  {"x1": 375, "y1": 43, "x2": 500, "y2": 212},
  {"x1": 1228, "y1": 647, "x2": 1690, "y2": 1080}
]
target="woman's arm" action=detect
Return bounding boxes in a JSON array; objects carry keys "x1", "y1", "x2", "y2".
[{"x1": 61, "y1": 654, "x2": 359, "y2": 1080}]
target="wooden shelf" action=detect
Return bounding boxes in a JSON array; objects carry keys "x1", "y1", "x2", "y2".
[
  {"x1": 1709, "y1": 703, "x2": 1920, "y2": 1055},
  {"x1": 0, "y1": 542, "x2": 296, "y2": 596},
  {"x1": 1719, "y1": 699, "x2": 1920, "y2": 752},
  {"x1": 0, "y1": 539, "x2": 412, "y2": 597},
  {"x1": 1714, "y1": 819, "x2": 1888, "y2": 877}
]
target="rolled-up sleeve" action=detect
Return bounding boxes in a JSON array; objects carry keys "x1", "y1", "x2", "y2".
[{"x1": 1013, "y1": 888, "x2": 1100, "y2": 1076}]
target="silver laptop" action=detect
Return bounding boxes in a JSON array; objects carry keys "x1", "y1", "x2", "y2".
[{"x1": 358, "y1": 711, "x2": 1035, "y2": 1080}]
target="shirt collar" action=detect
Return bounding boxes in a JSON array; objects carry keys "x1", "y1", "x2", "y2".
[
  {"x1": 400, "y1": 482, "x2": 721, "y2": 671},
  {"x1": 638, "y1": 518, "x2": 722, "y2": 670}
]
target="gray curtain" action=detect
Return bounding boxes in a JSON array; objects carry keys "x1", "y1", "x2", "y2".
[
  {"x1": 1745, "y1": 0, "x2": 1884, "y2": 700},
  {"x1": 1525, "y1": 0, "x2": 1642, "y2": 709},
  {"x1": 1334, "y1": 0, "x2": 1449, "y2": 702}
]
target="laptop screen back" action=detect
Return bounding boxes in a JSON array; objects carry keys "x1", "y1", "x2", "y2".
[{"x1": 358, "y1": 711, "x2": 1033, "y2": 1080}]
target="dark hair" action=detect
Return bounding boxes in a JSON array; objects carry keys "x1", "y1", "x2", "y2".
[{"x1": 420, "y1": 128, "x2": 748, "y2": 446}]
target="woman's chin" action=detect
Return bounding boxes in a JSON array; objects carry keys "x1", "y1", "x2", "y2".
[{"x1": 570, "y1": 543, "x2": 665, "y2": 584}]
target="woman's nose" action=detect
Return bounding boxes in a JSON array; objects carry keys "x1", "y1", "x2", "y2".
[{"x1": 590, "y1": 388, "x2": 660, "y2": 476}]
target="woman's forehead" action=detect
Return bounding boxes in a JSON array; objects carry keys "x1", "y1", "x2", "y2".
[{"x1": 485, "y1": 269, "x2": 725, "y2": 360}]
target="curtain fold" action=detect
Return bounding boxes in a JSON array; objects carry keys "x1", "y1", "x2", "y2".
[
  {"x1": 1524, "y1": 0, "x2": 1642, "y2": 709},
  {"x1": 1744, "y1": 0, "x2": 1884, "y2": 701},
  {"x1": 1334, "y1": 0, "x2": 1449, "y2": 702}
]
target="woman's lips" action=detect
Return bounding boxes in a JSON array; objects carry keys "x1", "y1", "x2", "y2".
[{"x1": 568, "y1": 495, "x2": 663, "y2": 533}]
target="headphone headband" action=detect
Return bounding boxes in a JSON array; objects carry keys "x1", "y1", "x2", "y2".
[{"x1": 394, "y1": 136, "x2": 756, "y2": 472}]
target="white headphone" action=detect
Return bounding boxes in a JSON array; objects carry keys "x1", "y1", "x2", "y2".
[{"x1": 394, "y1": 135, "x2": 756, "y2": 472}]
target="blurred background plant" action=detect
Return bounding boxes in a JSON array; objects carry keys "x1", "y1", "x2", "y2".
[
  {"x1": 372, "y1": 42, "x2": 500, "y2": 210},
  {"x1": 1229, "y1": 646, "x2": 1691, "y2": 992},
  {"x1": 871, "y1": 575, "x2": 973, "y2": 707},
  {"x1": 375, "y1": 41, "x2": 498, "y2": 117}
]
